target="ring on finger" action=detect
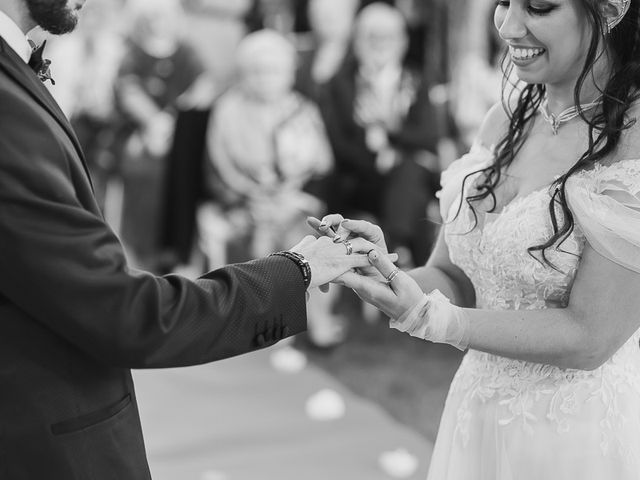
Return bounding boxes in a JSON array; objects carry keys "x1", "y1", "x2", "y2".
[
  {"x1": 343, "y1": 240, "x2": 353, "y2": 255},
  {"x1": 385, "y1": 268, "x2": 400, "y2": 284}
]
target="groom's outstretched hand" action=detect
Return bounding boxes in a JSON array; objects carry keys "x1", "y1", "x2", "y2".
[{"x1": 289, "y1": 235, "x2": 397, "y2": 289}]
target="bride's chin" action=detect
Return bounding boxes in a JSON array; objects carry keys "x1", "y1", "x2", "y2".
[{"x1": 513, "y1": 70, "x2": 546, "y2": 85}]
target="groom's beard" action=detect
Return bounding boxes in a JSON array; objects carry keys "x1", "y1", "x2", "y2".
[{"x1": 26, "y1": 0, "x2": 79, "y2": 35}]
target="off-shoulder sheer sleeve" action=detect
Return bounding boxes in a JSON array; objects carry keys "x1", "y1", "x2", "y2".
[
  {"x1": 566, "y1": 160, "x2": 640, "y2": 273},
  {"x1": 436, "y1": 142, "x2": 493, "y2": 222}
]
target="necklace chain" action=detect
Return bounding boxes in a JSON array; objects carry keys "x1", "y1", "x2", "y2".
[{"x1": 540, "y1": 97, "x2": 602, "y2": 135}]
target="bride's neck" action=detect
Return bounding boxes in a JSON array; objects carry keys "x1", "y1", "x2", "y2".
[
  {"x1": 544, "y1": 82, "x2": 602, "y2": 115},
  {"x1": 544, "y1": 56, "x2": 610, "y2": 115}
]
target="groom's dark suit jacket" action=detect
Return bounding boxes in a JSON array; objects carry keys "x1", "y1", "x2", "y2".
[{"x1": 0, "y1": 36, "x2": 307, "y2": 479}]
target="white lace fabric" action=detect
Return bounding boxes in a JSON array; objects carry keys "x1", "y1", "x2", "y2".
[
  {"x1": 427, "y1": 147, "x2": 640, "y2": 479},
  {"x1": 567, "y1": 159, "x2": 640, "y2": 273}
]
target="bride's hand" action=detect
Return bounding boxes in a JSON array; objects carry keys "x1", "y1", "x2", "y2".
[
  {"x1": 308, "y1": 214, "x2": 388, "y2": 250},
  {"x1": 307, "y1": 214, "x2": 389, "y2": 281},
  {"x1": 338, "y1": 250, "x2": 424, "y2": 320},
  {"x1": 342, "y1": 250, "x2": 470, "y2": 351}
]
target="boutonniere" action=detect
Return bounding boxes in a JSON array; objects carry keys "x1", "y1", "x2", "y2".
[{"x1": 28, "y1": 40, "x2": 56, "y2": 85}]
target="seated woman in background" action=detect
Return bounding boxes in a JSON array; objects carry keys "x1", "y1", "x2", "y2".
[
  {"x1": 114, "y1": 0, "x2": 207, "y2": 271},
  {"x1": 295, "y1": 0, "x2": 359, "y2": 103},
  {"x1": 199, "y1": 29, "x2": 343, "y2": 347}
]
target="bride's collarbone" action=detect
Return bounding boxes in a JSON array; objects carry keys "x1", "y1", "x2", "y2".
[
  {"x1": 474, "y1": 122, "x2": 590, "y2": 210},
  {"x1": 475, "y1": 181, "x2": 543, "y2": 215},
  {"x1": 505, "y1": 134, "x2": 582, "y2": 187}
]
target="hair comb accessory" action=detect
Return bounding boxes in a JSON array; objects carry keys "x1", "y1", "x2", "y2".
[{"x1": 607, "y1": 0, "x2": 631, "y2": 32}]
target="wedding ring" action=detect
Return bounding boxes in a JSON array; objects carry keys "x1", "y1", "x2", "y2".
[
  {"x1": 343, "y1": 240, "x2": 353, "y2": 255},
  {"x1": 385, "y1": 268, "x2": 400, "y2": 284}
]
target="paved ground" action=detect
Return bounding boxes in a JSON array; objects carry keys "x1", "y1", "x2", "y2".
[
  {"x1": 134, "y1": 341, "x2": 436, "y2": 480},
  {"x1": 295, "y1": 298, "x2": 465, "y2": 444}
]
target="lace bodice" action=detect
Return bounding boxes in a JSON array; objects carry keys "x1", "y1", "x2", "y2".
[
  {"x1": 439, "y1": 146, "x2": 640, "y2": 460},
  {"x1": 447, "y1": 184, "x2": 583, "y2": 312}
]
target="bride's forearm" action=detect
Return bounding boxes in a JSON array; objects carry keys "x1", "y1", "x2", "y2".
[
  {"x1": 409, "y1": 265, "x2": 475, "y2": 308},
  {"x1": 464, "y1": 307, "x2": 604, "y2": 370}
]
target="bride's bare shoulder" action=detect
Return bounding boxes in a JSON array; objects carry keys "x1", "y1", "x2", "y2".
[{"x1": 476, "y1": 102, "x2": 510, "y2": 150}]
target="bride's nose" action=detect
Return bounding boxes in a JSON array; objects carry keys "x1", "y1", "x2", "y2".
[{"x1": 496, "y1": 5, "x2": 528, "y2": 41}]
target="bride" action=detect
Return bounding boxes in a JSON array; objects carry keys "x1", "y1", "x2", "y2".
[{"x1": 315, "y1": 0, "x2": 640, "y2": 478}]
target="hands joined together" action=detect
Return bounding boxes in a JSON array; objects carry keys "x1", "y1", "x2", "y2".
[{"x1": 289, "y1": 214, "x2": 470, "y2": 351}]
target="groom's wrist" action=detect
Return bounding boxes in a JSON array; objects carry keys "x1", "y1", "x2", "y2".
[{"x1": 269, "y1": 251, "x2": 312, "y2": 289}]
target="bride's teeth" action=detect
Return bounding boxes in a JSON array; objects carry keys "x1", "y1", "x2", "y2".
[{"x1": 510, "y1": 47, "x2": 544, "y2": 59}]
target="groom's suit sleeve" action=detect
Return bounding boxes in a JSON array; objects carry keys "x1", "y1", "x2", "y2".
[{"x1": 0, "y1": 84, "x2": 307, "y2": 369}]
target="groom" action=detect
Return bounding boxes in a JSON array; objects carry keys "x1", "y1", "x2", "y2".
[{"x1": 0, "y1": 1, "x2": 376, "y2": 478}]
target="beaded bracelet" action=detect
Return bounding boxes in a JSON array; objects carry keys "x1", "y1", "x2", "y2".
[{"x1": 270, "y1": 251, "x2": 312, "y2": 289}]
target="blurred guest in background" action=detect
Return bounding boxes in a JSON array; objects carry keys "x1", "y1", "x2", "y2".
[
  {"x1": 245, "y1": 0, "x2": 295, "y2": 34},
  {"x1": 114, "y1": 0, "x2": 207, "y2": 270},
  {"x1": 46, "y1": 0, "x2": 128, "y2": 213},
  {"x1": 295, "y1": 0, "x2": 359, "y2": 103},
  {"x1": 199, "y1": 30, "x2": 343, "y2": 347},
  {"x1": 450, "y1": 0, "x2": 503, "y2": 148},
  {"x1": 180, "y1": 0, "x2": 253, "y2": 91},
  {"x1": 391, "y1": 0, "x2": 429, "y2": 71},
  {"x1": 320, "y1": 2, "x2": 441, "y2": 268}
]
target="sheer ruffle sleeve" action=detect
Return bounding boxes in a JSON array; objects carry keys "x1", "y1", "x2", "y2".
[
  {"x1": 436, "y1": 142, "x2": 493, "y2": 222},
  {"x1": 566, "y1": 160, "x2": 640, "y2": 273}
]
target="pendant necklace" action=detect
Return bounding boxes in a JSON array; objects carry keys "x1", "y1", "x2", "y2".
[{"x1": 539, "y1": 97, "x2": 602, "y2": 135}]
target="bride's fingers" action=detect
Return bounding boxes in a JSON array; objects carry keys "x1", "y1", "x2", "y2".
[
  {"x1": 337, "y1": 271, "x2": 397, "y2": 317},
  {"x1": 338, "y1": 271, "x2": 390, "y2": 297},
  {"x1": 338, "y1": 270, "x2": 381, "y2": 290},
  {"x1": 319, "y1": 214, "x2": 344, "y2": 230},
  {"x1": 368, "y1": 250, "x2": 423, "y2": 298},
  {"x1": 367, "y1": 249, "x2": 397, "y2": 279},
  {"x1": 306, "y1": 216, "x2": 324, "y2": 236},
  {"x1": 318, "y1": 213, "x2": 349, "y2": 241},
  {"x1": 340, "y1": 219, "x2": 386, "y2": 245},
  {"x1": 306, "y1": 217, "x2": 349, "y2": 243},
  {"x1": 346, "y1": 238, "x2": 399, "y2": 263},
  {"x1": 307, "y1": 216, "x2": 340, "y2": 238}
]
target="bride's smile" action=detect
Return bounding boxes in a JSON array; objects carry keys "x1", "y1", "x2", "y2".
[{"x1": 494, "y1": 0, "x2": 594, "y2": 91}]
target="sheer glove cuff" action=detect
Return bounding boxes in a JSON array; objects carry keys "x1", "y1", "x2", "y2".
[{"x1": 390, "y1": 289, "x2": 470, "y2": 351}]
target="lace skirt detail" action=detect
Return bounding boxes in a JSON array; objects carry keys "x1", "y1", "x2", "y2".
[{"x1": 426, "y1": 349, "x2": 640, "y2": 480}]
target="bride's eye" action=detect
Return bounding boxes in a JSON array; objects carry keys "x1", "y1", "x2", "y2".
[
  {"x1": 528, "y1": 2, "x2": 557, "y2": 15},
  {"x1": 495, "y1": 0, "x2": 510, "y2": 7}
]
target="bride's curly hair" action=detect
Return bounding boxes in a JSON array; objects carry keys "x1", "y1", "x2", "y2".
[{"x1": 458, "y1": 0, "x2": 640, "y2": 267}]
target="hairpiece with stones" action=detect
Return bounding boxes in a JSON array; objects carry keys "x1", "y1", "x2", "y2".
[{"x1": 607, "y1": 0, "x2": 631, "y2": 31}]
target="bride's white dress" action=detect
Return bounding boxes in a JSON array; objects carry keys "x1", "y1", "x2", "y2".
[{"x1": 426, "y1": 145, "x2": 640, "y2": 479}]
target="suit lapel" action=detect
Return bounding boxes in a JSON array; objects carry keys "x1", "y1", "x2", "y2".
[{"x1": 0, "y1": 37, "x2": 94, "y2": 190}]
